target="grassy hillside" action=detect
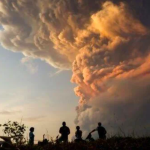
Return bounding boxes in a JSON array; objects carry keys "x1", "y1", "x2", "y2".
[{"x1": 19, "y1": 137, "x2": 150, "y2": 150}]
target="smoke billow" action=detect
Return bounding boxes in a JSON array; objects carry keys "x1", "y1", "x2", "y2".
[{"x1": 0, "y1": 0, "x2": 150, "y2": 136}]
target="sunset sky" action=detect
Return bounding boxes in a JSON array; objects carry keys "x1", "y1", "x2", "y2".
[
  {"x1": 0, "y1": 44, "x2": 78, "y2": 140},
  {"x1": 0, "y1": 0, "x2": 150, "y2": 140}
]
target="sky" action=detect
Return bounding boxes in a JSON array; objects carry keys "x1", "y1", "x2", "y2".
[
  {"x1": 0, "y1": 0, "x2": 150, "y2": 140},
  {"x1": 0, "y1": 44, "x2": 78, "y2": 140}
]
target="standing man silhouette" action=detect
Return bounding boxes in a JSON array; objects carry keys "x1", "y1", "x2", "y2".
[
  {"x1": 59, "y1": 122, "x2": 70, "y2": 142},
  {"x1": 91, "y1": 122, "x2": 107, "y2": 139}
]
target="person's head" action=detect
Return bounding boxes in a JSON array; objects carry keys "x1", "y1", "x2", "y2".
[
  {"x1": 62, "y1": 122, "x2": 66, "y2": 126},
  {"x1": 30, "y1": 127, "x2": 34, "y2": 132},
  {"x1": 76, "y1": 126, "x2": 80, "y2": 130},
  {"x1": 98, "y1": 122, "x2": 102, "y2": 126}
]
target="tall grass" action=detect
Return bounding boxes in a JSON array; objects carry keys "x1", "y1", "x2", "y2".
[{"x1": 18, "y1": 137, "x2": 150, "y2": 150}]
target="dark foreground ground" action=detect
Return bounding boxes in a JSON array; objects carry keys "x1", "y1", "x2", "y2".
[{"x1": 19, "y1": 137, "x2": 150, "y2": 150}]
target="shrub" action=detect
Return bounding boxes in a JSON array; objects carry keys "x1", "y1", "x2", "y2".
[{"x1": 0, "y1": 121, "x2": 27, "y2": 145}]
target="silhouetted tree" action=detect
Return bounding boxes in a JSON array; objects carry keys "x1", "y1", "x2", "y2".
[{"x1": 0, "y1": 121, "x2": 27, "y2": 145}]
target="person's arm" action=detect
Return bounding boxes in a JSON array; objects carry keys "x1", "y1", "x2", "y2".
[
  {"x1": 104, "y1": 128, "x2": 107, "y2": 134},
  {"x1": 75, "y1": 131, "x2": 77, "y2": 138},
  {"x1": 59, "y1": 127, "x2": 62, "y2": 134},
  {"x1": 90, "y1": 129, "x2": 97, "y2": 133},
  {"x1": 29, "y1": 132, "x2": 34, "y2": 140},
  {"x1": 29, "y1": 133, "x2": 31, "y2": 139},
  {"x1": 68, "y1": 127, "x2": 70, "y2": 135}
]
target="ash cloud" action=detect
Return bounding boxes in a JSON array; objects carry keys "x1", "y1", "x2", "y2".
[{"x1": 0, "y1": 0, "x2": 150, "y2": 136}]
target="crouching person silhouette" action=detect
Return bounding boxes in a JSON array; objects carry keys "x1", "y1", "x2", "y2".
[
  {"x1": 29, "y1": 127, "x2": 35, "y2": 145},
  {"x1": 91, "y1": 122, "x2": 107, "y2": 139},
  {"x1": 75, "y1": 126, "x2": 83, "y2": 142},
  {"x1": 58, "y1": 122, "x2": 70, "y2": 143},
  {"x1": 85, "y1": 133, "x2": 95, "y2": 142}
]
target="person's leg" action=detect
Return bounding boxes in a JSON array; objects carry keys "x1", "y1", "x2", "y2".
[
  {"x1": 29, "y1": 140, "x2": 34, "y2": 146},
  {"x1": 99, "y1": 135, "x2": 106, "y2": 140},
  {"x1": 58, "y1": 136, "x2": 63, "y2": 143},
  {"x1": 63, "y1": 137, "x2": 68, "y2": 143},
  {"x1": 75, "y1": 139, "x2": 80, "y2": 143}
]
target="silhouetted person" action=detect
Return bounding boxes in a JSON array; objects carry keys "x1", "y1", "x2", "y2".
[
  {"x1": 38, "y1": 134, "x2": 48, "y2": 146},
  {"x1": 91, "y1": 122, "x2": 107, "y2": 139},
  {"x1": 58, "y1": 122, "x2": 70, "y2": 142},
  {"x1": 85, "y1": 133, "x2": 95, "y2": 142},
  {"x1": 75, "y1": 126, "x2": 82, "y2": 142},
  {"x1": 29, "y1": 127, "x2": 35, "y2": 145},
  {"x1": 43, "y1": 134, "x2": 48, "y2": 145}
]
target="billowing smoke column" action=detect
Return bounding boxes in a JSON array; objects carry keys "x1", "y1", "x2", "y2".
[{"x1": 0, "y1": 0, "x2": 150, "y2": 136}]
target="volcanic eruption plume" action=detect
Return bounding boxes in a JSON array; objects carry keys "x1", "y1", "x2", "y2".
[{"x1": 0, "y1": 0, "x2": 150, "y2": 136}]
